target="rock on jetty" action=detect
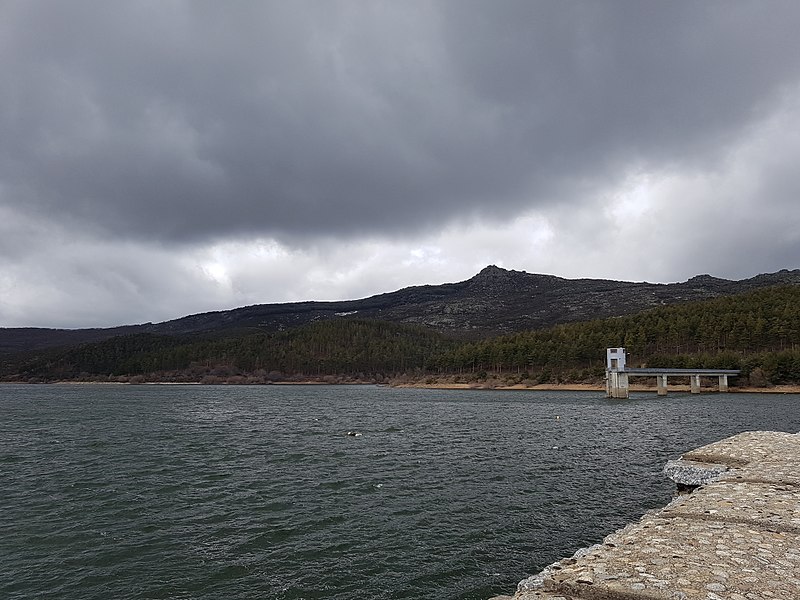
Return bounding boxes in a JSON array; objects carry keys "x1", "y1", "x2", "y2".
[{"x1": 495, "y1": 430, "x2": 800, "y2": 600}]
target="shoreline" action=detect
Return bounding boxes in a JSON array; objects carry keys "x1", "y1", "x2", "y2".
[
  {"x1": 498, "y1": 430, "x2": 800, "y2": 600},
  {"x1": 396, "y1": 382, "x2": 800, "y2": 394},
  {"x1": 3, "y1": 380, "x2": 800, "y2": 393}
]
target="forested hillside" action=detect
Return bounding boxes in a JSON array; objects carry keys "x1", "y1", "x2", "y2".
[
  {"x1": 2, "y1": 285, "x2": 799, "y2": 385},
  {"x1": 433, "y1": 285, "x2": 800, "y2": 384},
  {"x1": 1, "y1": 321, "x2": 454, "y2": 384}
]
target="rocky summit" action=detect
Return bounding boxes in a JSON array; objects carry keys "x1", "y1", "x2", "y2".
[{"x1": 2, "y1": 266, "x2": 800, "y2": 353}]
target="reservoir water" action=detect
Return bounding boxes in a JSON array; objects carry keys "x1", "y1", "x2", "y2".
[{"x1": 2, "y1": 384, "x2": 798, "y2": 599}]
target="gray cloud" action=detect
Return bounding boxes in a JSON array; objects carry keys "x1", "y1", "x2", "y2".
[
  {"x1": 3, "y1": 1, "x2": 799, "y2": 244},
  {"x1": 1, "y1": 1, "x2": 800, "y2": 327}
]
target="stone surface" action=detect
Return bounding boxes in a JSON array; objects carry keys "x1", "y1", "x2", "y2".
[
  {"x1": 502, "y1": 430, "x2": 800, "y2": 600},
  {"x1": 533, "y1": 516, "x2": 800, "y2": 599},
  {"x1": 515, "y1": 593, "x2": 577, "y2": 600},
  {"x1": 662, "y1": 458, "x2": 728, "y2": 487},
  {"x1": 721, "y1": 458, "x2": 800, "y2": 487},
  {"x1": 661, "y1": 481, "x2": 800, "y2": 533},
  {"x1": 681, "y1": 430, "x2": 800, "y2": 466}
]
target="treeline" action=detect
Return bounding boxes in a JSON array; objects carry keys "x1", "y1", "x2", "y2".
[
  {"x1": 4, "y1": 320, "x2": 455, "y2": 383},
  {"x1": 430, "y1": 285, "x2": 800, "y2": 383},
  {"x1": 3, "y1": 285, "x2": 800, "y2": 385}
]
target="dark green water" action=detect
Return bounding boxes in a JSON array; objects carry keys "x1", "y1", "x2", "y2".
[{"x1": 1, "y1": 384, "x2": 798, "y2": 599}]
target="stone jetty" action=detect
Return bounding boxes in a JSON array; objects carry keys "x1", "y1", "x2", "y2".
[{"x1": 494, "y1": 430, "x2": 800, "y2": 600}]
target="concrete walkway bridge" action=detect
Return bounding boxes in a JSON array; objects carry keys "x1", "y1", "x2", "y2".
[{"x1": 605, "y1": 348, "x2": 740, "y2": 399}]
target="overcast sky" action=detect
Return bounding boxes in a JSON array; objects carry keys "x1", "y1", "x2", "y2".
[{"x1": 2, "y1": 1, "x2": 800, "y2": 328}]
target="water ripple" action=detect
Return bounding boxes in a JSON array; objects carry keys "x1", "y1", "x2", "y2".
[{"x1": 1, "y1": 384, "x2": 798, "y2": 599}]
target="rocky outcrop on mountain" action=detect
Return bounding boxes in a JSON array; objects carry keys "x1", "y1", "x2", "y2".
[
  {"x1": 2, "y1": 266, "x2": 799, "y2": 353},
  {"x1": 364, "y1": 266, "x2": 800, "y2": 335}
]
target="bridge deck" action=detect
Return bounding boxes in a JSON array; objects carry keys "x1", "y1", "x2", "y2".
[{"x1": 624, "y1": 367, "x2": 740, "y2": 376}]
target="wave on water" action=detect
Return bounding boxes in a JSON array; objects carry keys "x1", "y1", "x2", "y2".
[{"x1": 2, "y1": 384, "x2": 799, "y2": 599}]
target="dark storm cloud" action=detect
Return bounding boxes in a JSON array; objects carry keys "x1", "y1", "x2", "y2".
[
  {"x1": 440, "y1": 2, "x2": 799, "y2": 167},
  {"x1": 3, "y1": 1, "x2": 800, "y2": 245}
]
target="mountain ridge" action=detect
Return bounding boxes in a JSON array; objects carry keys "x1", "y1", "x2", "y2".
[{"x1": 2, "y1": 266, "x2": 799, "y2": 354}]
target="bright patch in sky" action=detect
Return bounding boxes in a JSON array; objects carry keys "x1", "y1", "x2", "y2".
[{"x1": 1, "y1": 2, "x2": 799, "y2": 327}]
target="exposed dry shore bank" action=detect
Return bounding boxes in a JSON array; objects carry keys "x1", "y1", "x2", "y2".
[
  {"x1": 393, "y1": 381, "x2": 800, "y2": 394},
  {"x1": 4, "y1": 380, "x2": 800, "y2": 393}
]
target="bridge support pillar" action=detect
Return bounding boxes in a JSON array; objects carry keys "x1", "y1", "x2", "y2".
[
  {"x1": 657, "y1": 375, "x2": 668, "y2": 396},
  {"x1": 690, "y1": 374, "x2": 701, "y2": 394},
  {"x1": 719, "y1": 374, "x2": 729, "y2": 393},
  {"x1": 606, "y1": 371, "x2": 629, "y2": 399}
]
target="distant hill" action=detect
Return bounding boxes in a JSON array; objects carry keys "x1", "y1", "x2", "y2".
[
  {"x1": 4, "y1": 284, "x2": 800, "y2": 386},
  {"x1": 2, "y1": 266, "x2": 799, "y2": 354}
]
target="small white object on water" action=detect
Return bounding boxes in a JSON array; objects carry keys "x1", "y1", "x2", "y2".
[{"x1": 346, "y1": 431, "x2": 362, "y2": 437}]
